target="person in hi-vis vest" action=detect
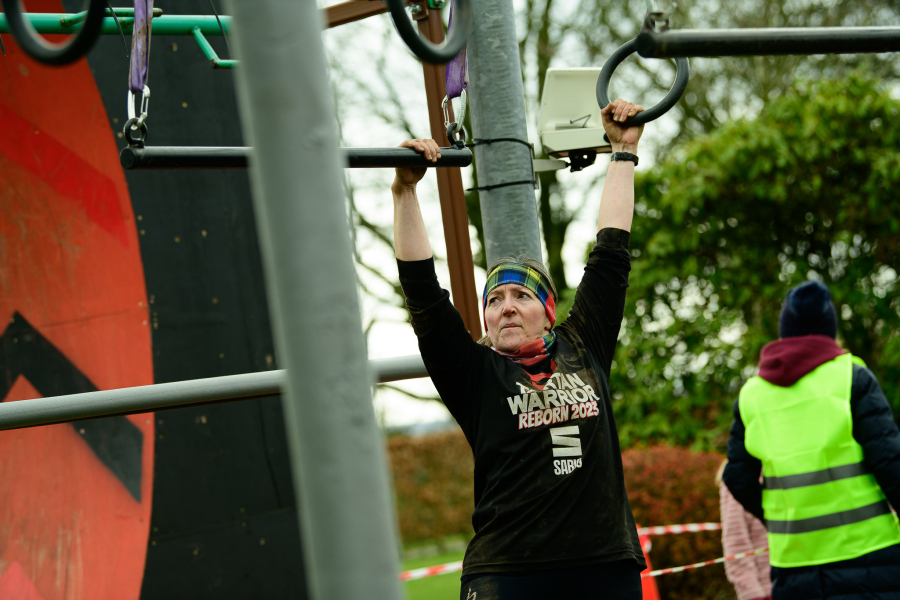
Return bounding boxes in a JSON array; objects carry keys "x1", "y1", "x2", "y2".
[{"x1": 723, "y1": 280, "x2": 900, "y2": 600}]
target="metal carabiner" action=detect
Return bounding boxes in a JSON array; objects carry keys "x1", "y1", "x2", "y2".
[
  {"x1": 127, "y1": 85, "x2": 151, "y2": 129},
  {"x1": 442, "y1": 89, "x2": 468, "y2": 135},
  {"x1": 457, "y1": 89, "x2": 467, "y2": 131}
]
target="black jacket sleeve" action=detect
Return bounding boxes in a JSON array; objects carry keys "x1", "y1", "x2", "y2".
[
  {"x1": 723, "y1": 399, "x2": 765, "y2": 523},
  {"x1": 559, "y1": 228, "x2": 631, "y2": 373},
  {"x1": 851, "y1": 365, "x2": 900, "y2": 509},
  {"x1": 397, "y1": 257, "x2": 485, "y2": 428}
]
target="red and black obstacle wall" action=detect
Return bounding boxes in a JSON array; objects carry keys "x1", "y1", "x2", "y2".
[{"x1": 0, "y1": 1, "x2": 308, "y2": 598}]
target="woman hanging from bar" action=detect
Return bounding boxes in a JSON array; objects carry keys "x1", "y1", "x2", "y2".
[{"x1": 392, "y1": 98, "x2": 648, "y2": 600}]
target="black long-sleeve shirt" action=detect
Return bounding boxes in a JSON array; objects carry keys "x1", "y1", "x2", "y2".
[
  {"x1": 398, "y1": 229, "x2": 646, "y2": 576},
  {"x1": 724, "y1": 365, "x2": 900, "y2": 522}
]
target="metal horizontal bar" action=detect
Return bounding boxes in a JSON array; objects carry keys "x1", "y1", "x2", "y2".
[
  {"x1": 62, "y1": 7, "x2": 163, "y2": 24},
  {"x1": 346, "y1": 146, "x2": 473, "y2": 168},
  {"x1": 0, "y1": 355, "x2": 428, "y2": 432},
  {"x1": 119, "y1": 145, "x2": 474, "y2": 170},
  {"x1": 0, "y1": 14, "x2": 232, "y2": 36},
  {"x1": 0, "y1": 5, "x2": 393, "y2": 36},
  {"x1": 119, "y1": 146, "x2": 246, "y2": 169},
  {"x1": 636, "y1": 26, "x2": 900, "y2": 58}
]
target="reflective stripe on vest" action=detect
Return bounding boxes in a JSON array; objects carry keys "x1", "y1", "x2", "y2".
[
  {"x1": 766, "y1": 499, "x2": 891, "y2": 535},
  {"x1": 739, "y1": 353, "x2": 900, "y2": 568},
  {"x1": 764, "y1": 461, "x2": 868, "y2": 490}
]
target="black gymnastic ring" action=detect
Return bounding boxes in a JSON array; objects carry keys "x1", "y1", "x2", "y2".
[
  {"x1": 596, "y1": 37, "x2": 690, "y2": 125},
  {"x1": 447, "y1": 123, "x2": 467, "y2": 149},
  {"x1": 386, "y1": 0, "x2": 471, "y2": 65},
  {"x1": 123, "y1": 118, "x2": 148, "y2": 148},
  {"x1": 3, "y1": 0, "x2": 106, "y2": 66}
]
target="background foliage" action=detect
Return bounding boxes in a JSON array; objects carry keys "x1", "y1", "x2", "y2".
[
  {"x1": 609, "y1": 74, "x2": 900, "y2": 450},
  {"x1": 389, "y1": 431, "x2": 475, "y2": 543}
]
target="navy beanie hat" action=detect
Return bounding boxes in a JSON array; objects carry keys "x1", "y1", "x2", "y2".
[{"x1": 778, "y1": 280, "x2": 838, "y2": 339}]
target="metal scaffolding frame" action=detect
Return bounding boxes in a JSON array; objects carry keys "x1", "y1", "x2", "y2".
[
  {"x1": 0, "y1": 0, "x2": 586, "y2": 595},
  {"x1": 225, "y1": 1, "x2": 404, "y2": 598},
  {"x1": 0, "y1": 354, "x2": 427, "y2": 432}
]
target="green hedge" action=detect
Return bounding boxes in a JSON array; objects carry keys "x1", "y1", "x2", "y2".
[
  {"x1": 624, "y1": 445, "x2": 731, "y2": 600},
  {"x1": 388, "y1": 431, "x2": 475, "y2": 544}
]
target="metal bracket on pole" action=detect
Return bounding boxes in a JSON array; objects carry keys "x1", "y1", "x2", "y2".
[
  {"x1": 533, "y1": 158, "x2": 568, "y2": 172},
  {"x1": 408, "y1": 0, "x2": 430, "y2": 21}
]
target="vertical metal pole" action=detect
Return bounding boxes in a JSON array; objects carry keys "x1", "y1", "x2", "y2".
[
  {"x1": 224, "y1": 3, "x2": 402, "y2": 600},
  {"x1": 465, "y1": 0, "x2": 543, "y2": 265},
  {"x1": 416, "y1": 6, "x2": 482, "y2": 339}
]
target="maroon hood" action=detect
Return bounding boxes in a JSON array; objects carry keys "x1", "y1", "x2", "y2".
[{"x1": 757, "y1": 334, "x2": 846, "y2": 387}]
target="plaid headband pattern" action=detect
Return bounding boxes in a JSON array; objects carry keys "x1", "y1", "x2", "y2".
[{"x1": 482, "y1": 264, "x2": 557, "y2": 328}]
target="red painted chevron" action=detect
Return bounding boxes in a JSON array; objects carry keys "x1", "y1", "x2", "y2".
[{"x1": 0, "y1": 103, "x2": 128, "y2": 247}]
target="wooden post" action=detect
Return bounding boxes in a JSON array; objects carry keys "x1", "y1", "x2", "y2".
[{"x1": 416, "y1": 5, "x2": 482, "y2": 340}]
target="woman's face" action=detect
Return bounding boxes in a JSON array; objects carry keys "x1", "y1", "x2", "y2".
[{"x1": 485, "y1": 283, "x2": 552, "y2": 353}]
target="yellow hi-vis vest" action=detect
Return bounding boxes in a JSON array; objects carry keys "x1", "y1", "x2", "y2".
[{"x1": 739, "y1": 353, "x2": 900, "y2": 568}]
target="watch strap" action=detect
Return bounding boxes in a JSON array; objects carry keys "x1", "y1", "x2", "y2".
[{"x1": 610, "y1": 151, "x2": 639, "y2": 166}]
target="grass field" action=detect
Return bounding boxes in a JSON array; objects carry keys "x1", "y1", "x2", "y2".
[{"x1": 402, "y1": 550, "x2": 466, "y2": 600}]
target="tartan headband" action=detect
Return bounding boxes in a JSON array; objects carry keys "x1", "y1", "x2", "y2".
[{"x1": 482, "y1": 264, "x2": 557, "y2": 328}]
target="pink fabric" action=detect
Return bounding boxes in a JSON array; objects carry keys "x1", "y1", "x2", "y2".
[{"x1": 720, "y1": 480, "x2": 772, "y2": 600}]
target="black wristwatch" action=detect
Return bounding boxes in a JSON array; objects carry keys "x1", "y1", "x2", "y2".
[{"x1": 610, "y1": 152, "x2": 639, "y2": 166}]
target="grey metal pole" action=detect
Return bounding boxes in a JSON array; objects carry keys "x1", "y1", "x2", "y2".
[
  {"x1": 465, "y1": 0, "x2": 543, "y2": 265},
  {"x1": 0, "y1": 355, "x2": 428, "y2": 431},
  {"x1": 224, "y1": 2, "x2": 402, "y2": 599}
]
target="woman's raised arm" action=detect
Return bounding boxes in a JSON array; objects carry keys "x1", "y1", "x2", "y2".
[
  {"x1": 392, "y1": 138, "x2": 441, "y2": 261},
  {"x1": 596, "y1": 100, "x2": 645, "y2": 233}
]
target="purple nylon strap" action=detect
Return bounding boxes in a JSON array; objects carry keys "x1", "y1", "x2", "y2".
[
  {"x1": 445, "y1": 0, "x2": 468, "y2": 100},
  {"x1": 129, "y1": 0, "x2": 153, "y2": 93}
]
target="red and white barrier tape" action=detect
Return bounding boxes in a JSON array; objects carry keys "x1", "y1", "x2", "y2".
[
  {"x1": 637, "y1": 522, "x2": 721, "y2": 536},
  {"x1": 641, "y1": 547, "x2": 769, "y2": 579},
  {"x1": 398, "y1": 522, "x2": 753, "y2": 582},
  {"x1": 399, "y1": 560, "x2": 463, "y2": 582}
]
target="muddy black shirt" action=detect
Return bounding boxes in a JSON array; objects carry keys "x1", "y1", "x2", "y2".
[{"x1": 398, "y1": 229, "x2": 646, "y2": 577}]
